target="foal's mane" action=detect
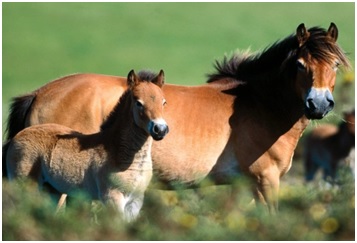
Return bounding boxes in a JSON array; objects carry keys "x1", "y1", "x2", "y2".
[
  {"x1": 207, "y1": 26, "x2": 350, "y2": 84},
  {"x1": 100, "y1": 70, "x2": 158, "y2": 130}
]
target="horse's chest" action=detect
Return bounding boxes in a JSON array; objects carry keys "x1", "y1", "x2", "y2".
[{"x1": 107, "y1": 153, "x2": 153, "y2": 194}]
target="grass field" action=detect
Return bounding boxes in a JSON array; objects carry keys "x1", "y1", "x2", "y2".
[{"x1": 2, "y1": 2, "x2": 355, "y2": 240}]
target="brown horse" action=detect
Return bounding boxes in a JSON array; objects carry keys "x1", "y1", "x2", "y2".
[
  {"x1": 304, "y1": 109, "x2": 355, "y2": 183},
  {"x1": 5, "y1": 70, "x2": 169, "y2": 222},
  {"x1": 4, "y1": 23, "x2": 350, "y2": 212}
]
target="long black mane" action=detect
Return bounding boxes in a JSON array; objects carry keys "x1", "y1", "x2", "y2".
[
  {"x1": 100, "y1": 70, "x2": 158, "y2": 131},
  {"x1": 207, "y1": 26, "x2": 350, "y2": 85}
]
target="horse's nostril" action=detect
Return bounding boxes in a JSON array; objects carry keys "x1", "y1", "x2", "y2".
[
  {"x1": 151, "y1": 123, "x2": 169, "y2": 141},
  {"x1": 327, "y1": 98, "x2": 335, "y2": 109},
  {"x1": 152, "y1": 123, "x2": 168, "y2": 135},
  {"x1": 153, "y1": 124, "x2": 160, "y2": 134},
  {"x1": 307, "y1": 98, "x2": 316, "y2": 110}
]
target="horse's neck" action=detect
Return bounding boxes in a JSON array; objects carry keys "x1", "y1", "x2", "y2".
[
  {"x1": 238, "y1": 37, "x2": 296, "y2": 84},
  {"x1": 238, "y1": 41, "x2": 307, "y2": 137},
  {"x1": 232, "y1": 90, "x2": 309, "y2": 163},
  {"x1": 103, "y1": 97, "x2": 152, "y2": 169}
]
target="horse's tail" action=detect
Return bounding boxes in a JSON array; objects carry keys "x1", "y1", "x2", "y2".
[
  {"x1": 3, "y1": 93, "x2": 36, "y2": 178},
  {"x1": 5, "y1": 93, "x2": 36, "y2": 141}
]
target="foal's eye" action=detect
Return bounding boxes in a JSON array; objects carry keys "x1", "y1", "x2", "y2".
[
  {"x1": 136, "y1": 101, "x2": 143, "y2": 108},
  {"x1": 163, "y1": 99, "x2": 167, "y2": 106},
  {"x1": 296, "y1": 60, "x2": 306, "y2": 71}
]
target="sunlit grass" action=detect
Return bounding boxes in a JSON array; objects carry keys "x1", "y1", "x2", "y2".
[{"x1": 2, "y1": 169, "x2": 355, "y2": 240}]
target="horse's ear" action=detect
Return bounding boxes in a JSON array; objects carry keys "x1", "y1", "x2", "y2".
[
  {"x1": 153, "y1": 70, "x2": 165, "y2": 88},
  {"x1": 127, "y1": 69, "x2": 140, "y2": 88},
  {"x1": 327, "y1": 22, "x2": 338, "y2": 42},
  {"x1": 296, "y1": 23, "x2": 310, "y2": 46}
]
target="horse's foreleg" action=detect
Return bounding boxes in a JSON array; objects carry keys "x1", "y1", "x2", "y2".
[
  {"x1": 102, "y1": 189, "x2": 130, "y2": 221},
  {"x1": 123, "y1": 193, "x2": 144, "y2": 222},
  {"x1": 253, "y1": 166, "x2": 280, "y2": 214},
  {"x1": 103, "y1": 189, "x2": 144, "y2": 222}
]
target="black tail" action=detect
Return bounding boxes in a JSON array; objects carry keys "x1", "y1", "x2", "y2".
[
  {"x1": 5, "y1": 93, "x2": 36, "y2": 140},
  {"x1": 3, "y1": 93, "x2": 36, "y2": 178}
]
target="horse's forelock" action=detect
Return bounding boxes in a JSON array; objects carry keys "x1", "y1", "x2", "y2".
[{"x1": 305, "y1": 27, "x2": 351, "y2": 69}]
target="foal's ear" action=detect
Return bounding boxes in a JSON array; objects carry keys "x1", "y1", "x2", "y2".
[
  {"x1": 127, "y1": 69, "x2": 140, "y2": 88},
  {"x1": 152, "y1": 69, "x2": 165, "y2": 88},
  {"x1": 327, "y1": 22, "x2": 338, "y2": 42},
  {"x1": 296, "y1": 23, "x2": 310, "y2": 46}
]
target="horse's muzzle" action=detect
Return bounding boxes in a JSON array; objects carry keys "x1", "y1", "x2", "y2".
[
  {"x1": 149, "y1": 119, "x2": 169, "y2": 141},
  {"x1": 304, "y1": 87, "x2": 335, "y2": 119}
]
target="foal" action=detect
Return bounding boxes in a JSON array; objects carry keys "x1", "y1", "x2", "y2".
[{"x1": 5, "y1": 70, "x2": 169, "y2": 222}]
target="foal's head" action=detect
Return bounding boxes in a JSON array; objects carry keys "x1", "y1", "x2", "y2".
[
  {"x1": 127, "y1": 70, "x2": 169, "y2": 141},
  {"x1": 294, "y1": 23, "x2": 350, "y2": 119}
]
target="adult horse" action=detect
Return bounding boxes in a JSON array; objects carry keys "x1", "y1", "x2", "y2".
[
  {"x1": 4, "y1": 23, "x2": 350, "y2": 211},
  {"x1": 6, "y1": 70, "x2": 169, "y2": 222}
]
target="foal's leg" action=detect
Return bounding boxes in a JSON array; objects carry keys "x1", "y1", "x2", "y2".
[
  {"x1": 102, "y1": 189, "x2": 129, "y2": 221},
  {"x1": 103, "y1": 189, "x2": 144, "y2": 222},
  {"x1": 123, "y1": 193, "x2": 144, "y2": 222},
  {"x1": 56, "y1": 194, "x2": 68, "y2": 214}
]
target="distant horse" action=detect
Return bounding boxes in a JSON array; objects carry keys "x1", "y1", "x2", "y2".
[
  {"x1": 304, "y1": 109, "x2": 355, "y2": 183},
  {"x1": 4, "y1": 23, "x2": 350, "y2": 212},
  {"x1": 5, "y1": 70, "x2": 169, "y2": 222}
]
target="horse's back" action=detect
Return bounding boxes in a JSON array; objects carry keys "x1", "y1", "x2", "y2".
[
  {"x1": 6, "y1": 123, "x2": 74, "y2": 180},
  {"x1": 309, "y1": 124, "x2": 338, "y2": 140},
  {"x1": 28, "y1": 73, "x2": 127, "y2": 134}
]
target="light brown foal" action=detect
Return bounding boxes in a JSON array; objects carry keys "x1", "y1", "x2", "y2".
[{"x1": 5, "y1": 70, "x2": 168, "y2": 222}]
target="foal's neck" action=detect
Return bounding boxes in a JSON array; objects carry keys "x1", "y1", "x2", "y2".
[{"x1": 101, "y1": 92, "x2": 152, "y2": 167}]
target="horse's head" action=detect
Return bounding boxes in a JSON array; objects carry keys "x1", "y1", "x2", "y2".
[
  {"x1": 127, "y1": 69, "x2": 169, "y2": 141},
  {"x1": 294, "y1": 23, "x2": 350, "y2": 119}
]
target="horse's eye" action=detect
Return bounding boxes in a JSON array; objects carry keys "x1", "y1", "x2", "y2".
[
  {"x1": 136, "y1": 101, "x2": 143, "y2": 108},
  {"x1": 333, "y1": 61, "x2": 340, "y2": 71},
  {"x1": 296, "y1": 60, "x2": 306, "y2": 71},
  {"x1": 163, "y1": 99, "x2": 167, "y2": 106}
]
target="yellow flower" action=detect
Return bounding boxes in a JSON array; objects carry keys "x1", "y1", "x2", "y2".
[{"x1": 321, "y1": 217, "x2": 339, "y2": 234}]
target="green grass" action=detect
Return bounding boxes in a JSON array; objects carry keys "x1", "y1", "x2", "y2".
[
  {"x1": 3, "y1": 169, "x2": 355, "y2": 240},
  {"x1": 2, "y1": 2, "x2": 355, "y2": 129},
  {"x1": 2, "y1": 2, "x2": 355, "y2": 240}
]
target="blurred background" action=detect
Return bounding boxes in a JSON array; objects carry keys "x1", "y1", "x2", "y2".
[
  {"x1": 2, "y1": 2, "x2": 355, "y2": 240},
  {"x1": 3, "y1": 2, "x2": 355, "y2": 129}
]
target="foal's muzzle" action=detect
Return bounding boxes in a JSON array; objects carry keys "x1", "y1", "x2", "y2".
[
  {"x1": 149, "y1": 119, "x2": 169, "y2": 141},
  {"x1": 304, "y1": 88, "x2": 335, "y2": 119}
]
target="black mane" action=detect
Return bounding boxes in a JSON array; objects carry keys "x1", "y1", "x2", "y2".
[
  {"x1": 100, "y1": 70, "x2": 158, "y2": 130},
  {"x1": 207, "y1": 26, "x2": 350, "y2": 84}
]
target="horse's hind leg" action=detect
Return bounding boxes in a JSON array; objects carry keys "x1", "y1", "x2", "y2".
[
  {"x1": 56, "y1": 194, "x2": 68, "y2": 214},
  {"x1": 5, "y1": 141, "x2": 41, "y2": 181}
]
